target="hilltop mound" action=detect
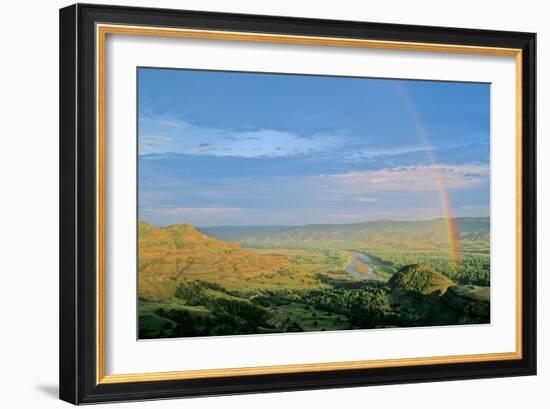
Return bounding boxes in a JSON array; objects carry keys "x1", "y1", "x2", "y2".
[
  {"x1": 139, "y1": 221, "x2": 235, "y2": 248},
  {"x1": 389, "y1": 264, "x2": 454, "y2": 295},
  {"x1": 138, "y1": 222, "x2": 290, "y2": 300}
]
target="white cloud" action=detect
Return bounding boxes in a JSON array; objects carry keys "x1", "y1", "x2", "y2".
[
  {"x1": 139, "y1": 115, "x2": 344, "y2": 157},
  {"x1": 323, "y1": 164, "x2": 489, "y2": 193}
]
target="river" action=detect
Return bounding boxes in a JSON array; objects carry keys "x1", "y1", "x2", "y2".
[{"x1": 345, "y1": 251, "x2": 387, "y2": 282}]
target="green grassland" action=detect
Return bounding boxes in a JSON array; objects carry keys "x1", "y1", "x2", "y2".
[
  {"x1": 139, "y1": 218, "x2": 491, "y2": 339},
  {"x1": 201, "y1": 217, "x2": 490, "y2": 286}
]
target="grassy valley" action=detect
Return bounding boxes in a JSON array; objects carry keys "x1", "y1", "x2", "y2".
[{"x1": 139, "y1": 218, "x2": 490, "y2": 339}]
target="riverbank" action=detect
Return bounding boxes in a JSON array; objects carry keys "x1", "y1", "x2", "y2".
[{"x1": 345, "y1": 251, "x2": 387, "y2": 281}]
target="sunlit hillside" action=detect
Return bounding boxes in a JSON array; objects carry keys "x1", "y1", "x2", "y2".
[{"x1": 138, "y1": 222, "x2": 291, "y2": 299}]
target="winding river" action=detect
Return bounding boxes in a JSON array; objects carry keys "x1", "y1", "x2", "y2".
[{"x1": 345, "y1": 251, "x2": 387, "y2": 282}]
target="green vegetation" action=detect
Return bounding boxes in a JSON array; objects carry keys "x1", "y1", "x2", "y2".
[
  {"x1": 442, "y1": 285, "x2": 490, "y2": 323},
  {"x1": 139, "y1": 219, "x2": 491, "y2": 339},
  {"x1": 389, "y1": 264, "x2": 454, "y2": 295},
  {"x1": 201, "y1": 217, "x2": 491, "y2": 286}
]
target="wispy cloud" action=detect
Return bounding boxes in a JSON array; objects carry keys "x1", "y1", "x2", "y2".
[
  {"x1": 140, "y1": 134, "x2": 172, "y2": 146},
  {"x1": 139, "y1": 114, "x2": 345, "y2": 157},
  {"x1": 323, "y1": 164, "x2": 489, "y2": 193},
  {"x1": 158, "y1": 119, "x2": 184, "y2": 128},
  {"x1": 356, "y1": 196, "x2": 379, "y2": 203},
  {"x1": 350, "y1": 145, "x2": 433, "y2": 160},
  {"x1": 141, "y1": 206, "x2": 243, "y2": 216}
]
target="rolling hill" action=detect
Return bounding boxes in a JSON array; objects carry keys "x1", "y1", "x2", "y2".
[
  {"x1": 389, "y1": 264, "x2": 454, "y2": 295},
  {"x1": 199, "y1": 217, "x2": 490, "y2": 250},
  {"x1": 138, "y1": 222, "x2": 290, "y2": 299}
]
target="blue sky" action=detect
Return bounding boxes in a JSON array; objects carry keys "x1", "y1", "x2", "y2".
[{"x1": 138, "y1": 68, "x2": 490, "y2": 227}]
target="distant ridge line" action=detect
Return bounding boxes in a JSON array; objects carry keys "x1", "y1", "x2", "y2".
[{"x1": 139, "y1": 216, "x2": 490, "y2": 230}]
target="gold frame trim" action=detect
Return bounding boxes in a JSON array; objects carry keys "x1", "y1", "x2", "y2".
[{"x1": 96, "y1": 23, "x2": 523, "y2": 385}]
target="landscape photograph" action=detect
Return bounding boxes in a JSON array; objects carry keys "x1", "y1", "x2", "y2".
[{"x1": 137, "y1": 67, "x2": 491, "y2": 339}]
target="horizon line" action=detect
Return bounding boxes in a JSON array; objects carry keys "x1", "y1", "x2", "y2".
[{"x1": 139, "y1": 215, "x2": 490, "y2": 229}]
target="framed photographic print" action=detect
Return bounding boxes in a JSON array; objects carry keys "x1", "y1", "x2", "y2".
[{"x1": 59, "y1": 3, "x2": 536, "y2": 404}]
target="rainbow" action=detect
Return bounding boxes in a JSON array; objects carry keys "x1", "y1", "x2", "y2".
[{"x1": 394, "y1": 82, "x2": 461, "y2": 266}]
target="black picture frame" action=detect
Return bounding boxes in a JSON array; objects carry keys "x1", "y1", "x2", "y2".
[{"x1": 60, "y1": 3, "x2": 536, "y2": 404}]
